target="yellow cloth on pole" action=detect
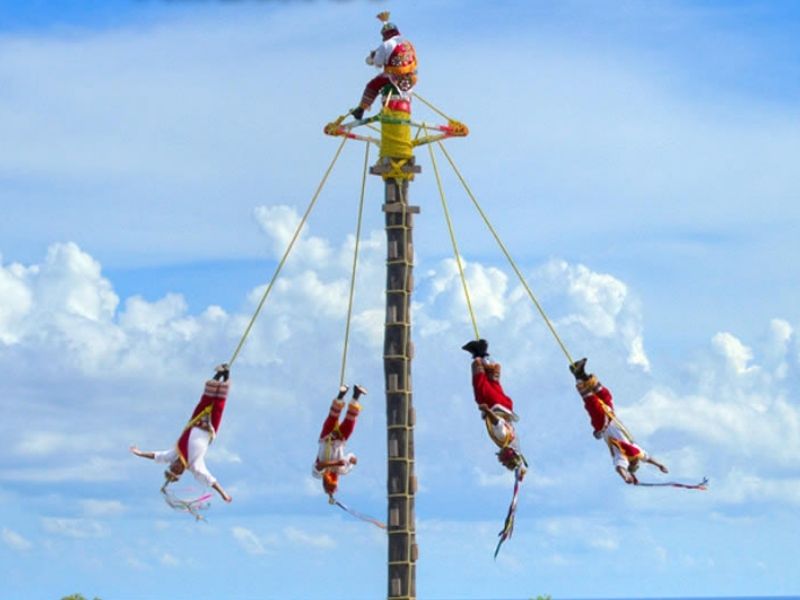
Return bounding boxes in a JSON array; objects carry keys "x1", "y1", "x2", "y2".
[{"x1": 380, "y1": 109, "x2": 413, "y2": 159}]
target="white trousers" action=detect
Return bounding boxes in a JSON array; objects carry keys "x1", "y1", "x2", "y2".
[{"x1": 154, "y1": 427, "x2": 216, "y2": 487}]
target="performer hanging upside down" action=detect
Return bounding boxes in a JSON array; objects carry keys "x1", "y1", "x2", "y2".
[
  {"x1": 313, "y1": 384, "x2": 367, "y2": 502},
  {"x1": 463, "y1": 339, "x2": 527, "y2": 477},
  {"x1": 570, "y1": 358, "x2": 668, "y2": 485},
  {"x1": 351, "y1": 11, "x2": 418, "y2": 120},
  {"x1": 130, "y1": 364, "x2": 233, "y2": 503}
]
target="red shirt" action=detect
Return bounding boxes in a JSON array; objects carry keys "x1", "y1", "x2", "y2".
[{"x1": 473, "y1": 372, "x2": 514, "y2": 413}]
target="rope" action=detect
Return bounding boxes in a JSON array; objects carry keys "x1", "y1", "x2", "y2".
[
  {"x1": 435, "y1": 140, "x2": 574, "y2": 365},
  {"x1": 424, "y1": 127, "x2": 480, "y2": 340},
  {"x1": 228, "y1": 137, "x2": 348, "y2": 367},
  {"x1": 339, "y1": 142, "x2": 369, "y2": 386},
  {"x1": 412, "y1": 92, "x2": 455, "y2": 123},
  {"x1": 600, "y1": 399, "x2": 636, "y2": 444}
]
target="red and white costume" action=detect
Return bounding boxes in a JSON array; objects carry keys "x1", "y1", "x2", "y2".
[
  {"x1": 471, "y1": 359, "x2": 519, "y2": 451},
  {"x1": 578, "y1": 379, "x2": 647, "y2": 470},
  {"x1": 359, "y1": 33, "x2": 418, "y2": 111},
  {"x1": 153, "y1": 379, "x2": 229, "y2": 488},
  {"x1": 312, "y1": 398, "x2": 360, "y2": 479}
]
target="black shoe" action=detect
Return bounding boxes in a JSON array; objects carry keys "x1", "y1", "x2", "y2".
[
  {"x1": 353, "y1": 384, "x2": 367, "y2": 399},
  {"x1": 213, "y1": 363, "x2": 230, "y2": 382},
  {"x1": 351, "y1": 107, "x2": 365, "y2": 120},
  {"x1": 337, "y1": 385, "x2": 349, "y2": 400},
  {"x1": 462, "y1": 339, "x2": 489, "y2": 359},
  {"x1": 569, "y1": 358, "x2": 588, "y2": 381}
]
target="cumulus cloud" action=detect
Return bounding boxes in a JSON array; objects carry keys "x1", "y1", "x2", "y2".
[
  {"x1": 1, "y1": 457, "x2": 128, "y2": 484},
  {"x1": 13, "y1": 431, "x2": 114, "y2": 458},
  {"x1": 0, "y1": 257, "x2": 33, "y2": 344},
  {"x1": 2, "y1": 527, "x2": 33, "y2": 552},
  {"x1": 415, "y1": 257, "x2": 650, "y2": 376},
  {"x1": 232, "y1": 526, "x2": 268, "y2": 555},
  {"x1": 536, "y1": 260, "x2": 650, "y2": 371},
  {"x1": 80, "y1": 499, "x2": 126, "y2": 517},
  {"x1": 160, "y1": 553, "x2": 181, "y2": 567},
  {"x1": 713, "y1": 332, "x2": 756, "y2": 375},
  {"x1": 538, "y1": 517, "x2": 621, "y2": 552},
  {"x1": 713, "y1": 468, "x2": 800, "y2": 506},
  {"x1": 41, "y1": 517, "x2": 107, "y2": 539},
  {"x1": 254, "y1": 205, "x2": 332, "y2": 266},
  {"x1": 626, "y1": 322, "x2": 800, "y2": 477},
  {"x1": 283, "y1": 526, "x2": 335, "y2": 549},
  {"x1": 474, "y1": 466, "x2": 515, "y2": 488}
]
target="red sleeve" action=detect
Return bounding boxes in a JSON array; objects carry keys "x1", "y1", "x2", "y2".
[
  {"x1": 210, "y1": 397, "x2": 227, "y2": 433},
  {"x1": 583, "y1": 395, "x2": 608, "y2": 433},
  {"x1": 595, "y1": 385, "x2": 613, "y2": 411},
  {"x1": 472, "y1": 372, "x2": 514, "y2": 412},
  {"x1": 472, "y1": 371, "x2": 491, "y2": 406}
]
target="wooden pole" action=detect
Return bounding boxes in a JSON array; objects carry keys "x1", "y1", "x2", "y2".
[{"x1": 371, "y1": 151, "x2": 421, "y2": 600}]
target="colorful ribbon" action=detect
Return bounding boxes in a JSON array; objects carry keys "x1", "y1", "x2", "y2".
[
  {"x1": 494, "y1": 467, "x2": 524, "y2": 559},
  {"x1": 333, "y1": 499, "x2": 386, "y2": 530},
  {"x1": 162, "y1": 487, "x2": 214, "y2": 521},
  {"x1": 635, "y1": 476, "x2": 709, "y2": 490}
]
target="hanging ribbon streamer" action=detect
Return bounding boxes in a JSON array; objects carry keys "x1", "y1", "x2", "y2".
[
  {"x1": 162, "y1": 486, "x2": 214, "y2": 521},
  {"x1": 635, "y1": 476, "x2": 709, "y2": 491},
  {"x1": 494, "y1": 467, "x2": 524, "y2": 559},
  {"x1": 333, "y1": 498, "x2": 387, "y2": 530}
]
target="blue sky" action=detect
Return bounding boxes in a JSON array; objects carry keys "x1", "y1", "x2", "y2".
[{"x1": 1, "y1": 1, "x2": 800, "y2": 599}]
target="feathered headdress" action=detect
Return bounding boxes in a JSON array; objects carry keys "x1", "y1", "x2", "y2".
[{"x1": 377, "y1": 11, "x2": 400, "y2": 40}]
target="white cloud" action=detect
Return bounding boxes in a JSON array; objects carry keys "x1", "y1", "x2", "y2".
[
  {"x1": 2, "y1": 527, "x2": 33, "y2": 552},
  {"x1": 254, "y1": 205, "x2": 333, "y2": 266},
  {"x1": 625, "y1": 323, "x2": 800, "y2": 483},
  {"x1": 212, "y1": 447, "x2": 243, "y2": 465},
  {"x1": 0, "y1": 257, "x2": 33, "y2": 344},
  {"x1": 422, "y1": 258, "x2": 508, "y2": 328},
  {"x1": 713, "y1": 469, "x2": 800, "y2": 506},
  {"x1": 13, "y1": 431, "x2": 113, "y2": 458},
  {"x1": 539, "y1": 517, "x2": 621, "y2": 552},
  {"x1": 41, "y1": 517, "x2": 107, "y2": 539},
  {"x1": 537, "y1": 260, "x2": 650, "y2": 371},
  {"x1": 474, "y1": 466, "x2": 514, "y2": 488},
  {"x1": 125, "y1": 557, "x2": 150, "y2": 571},
  {"x1": 232, "y1": 526, "x2": 267, "y2": 555},
  {"x1": 80, "y1": 499, "x2": 126, "y2": 517},
  {"x1": 0, "y1": 457, "x2": 127, "y2": 483},
  {"x1": 159, "y1": 553, "x2": 181, "y2": 567},
  {"x1": 712, "y1": 332, "x2": 756, "y2": 375},
  {"x1": 283, "y1": 526, "x2": 336, "y2": 550}
]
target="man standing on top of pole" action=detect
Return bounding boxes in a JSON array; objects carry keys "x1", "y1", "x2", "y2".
[{"x1": 351, "y1": 11, "x2": 418, "y2": 120}]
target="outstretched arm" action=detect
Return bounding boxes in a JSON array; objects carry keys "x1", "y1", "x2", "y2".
[
  {"x1": 129, "y1": 445, "x2": 156, "y2": 460},
  {"x1": 212, "y1": 481, "x2": 232, "y2": 503}
]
